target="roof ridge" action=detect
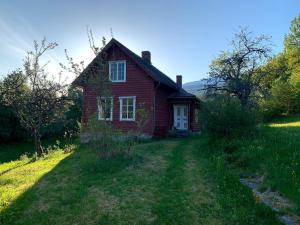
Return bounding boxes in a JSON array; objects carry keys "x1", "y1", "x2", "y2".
[
  {"x1": 73, "y1": 38, "x2": 192, "y2": 95},
  {"x1": 111, "y1": 38, "x2": 180, "y2": 90}
]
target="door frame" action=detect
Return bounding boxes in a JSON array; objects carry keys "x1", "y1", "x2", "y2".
[{"x1": 173, "y1": 104, "x2": 189, "y2": 130}]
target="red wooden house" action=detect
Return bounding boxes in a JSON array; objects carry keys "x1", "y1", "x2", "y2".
[{"x1": 74, "y1": 38, "x2": 200, "y2": 137}]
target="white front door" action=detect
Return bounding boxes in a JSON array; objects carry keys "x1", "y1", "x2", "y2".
[{"x1": 173, "y1": 105, "x2": 188, "y2": 130}]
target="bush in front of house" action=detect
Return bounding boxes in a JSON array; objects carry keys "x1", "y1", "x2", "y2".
[
  {"x1": 82, "y1": 114, "x2": 136, "y2": 159},
  {"x1": 200, "y1": 94, "x2": 258, "y2": 139}
]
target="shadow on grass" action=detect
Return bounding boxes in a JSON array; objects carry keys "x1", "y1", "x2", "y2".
[
  {"x1": 0, "y1": 142, "x2": 35, "y2": 164},
  {"x1": 0, "y1": 143, "x2": 143, "y2": 225},
  {"x1": 268, "y1": 114, "x2": 300, "y2": 125},
  {"x1": 0, "y1": 138, "x2": 76, "y2": 164}
]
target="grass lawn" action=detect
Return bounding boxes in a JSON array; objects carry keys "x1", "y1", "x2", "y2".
[{"x1": 1, "y1": 121, "x2": 296, "y2": 224}]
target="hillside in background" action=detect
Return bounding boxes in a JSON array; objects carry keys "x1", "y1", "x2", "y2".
[{"x1": 183, "y1": 79, "x2": 207, "y2": 96}]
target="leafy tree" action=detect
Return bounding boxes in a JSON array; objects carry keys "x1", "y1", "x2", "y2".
[
  {"x1": 205, "y1": 28, "x2": 272, "y2": 106},
  {"x1": 0, "y1": 70, "x2": 29, "y2": 143},
  {"x1": 41, "y1": 87, "x2": 82, "y2": 139},
  {"x1": 259, "y1": 53, "x2": 291, "y2": 97},
  {"x1": 260, "y1": 80, "x2": 300, "y2": 119},
  {"x1": 0, "y1": 96, "x2": 27, "y2": 143},
  {"x1": 284, "y1": 14, "x2": 300, "y2": 85},
  {"x1": 1, "y1": 39, "x2": 68, "y2": 156},
  {"x1": 64, "y1": 87, "x2": 83, "y2": 135},
  {"x1": 259, "y1": 14, "x2": 300, "y2": 120}
]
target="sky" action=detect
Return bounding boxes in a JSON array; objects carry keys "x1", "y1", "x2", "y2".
[{"x1": 0, "y1": 0, "x2": 299, "y2": 84}]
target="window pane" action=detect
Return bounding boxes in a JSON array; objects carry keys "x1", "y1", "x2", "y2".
[
  {"x1": 128, "y1": 105, "x2": 133, "y2": 113},
  {"x1": 121, "y1": 99, "x2": 127, "y2": 119},
  {"x1": 127, "y1": 98, "x2": 133, "y2": 105},
  {"x1": 98, "y1": 98, "x2": 112, "y2": 119},
  {"x1": 99, "y1": 109, "x2": 103, "y2": 118},
  {"x1": 114, "y1": 64, "x2": 118, "y2": 80},
  {"x1": 107, "y1": 99, "x2": 112, "y2": 109},
  {"x1": 122, "y1": 111, "x2": 127, "y2": 119},
  {"x1": 110, "y1": 63, "x2": 117, "y2": 80},
  {"x1": 118, "y1": 63, "x2": 124, "y2": 80},
  {"x1": 128, "y1": 111, "x2": 133, "y2": 119},
  {"x1": 98, "y1": 99, "x2": 104, "y2": 118},
  {"x1": 105, "y1": 99, "x2": 112, "y2": 119}
]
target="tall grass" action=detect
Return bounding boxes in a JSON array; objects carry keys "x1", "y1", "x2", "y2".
[
  {"x1": 191, "y1": 136, "x2": 280, "y2": 225},
  {"x1": 214, "y1": 115, "x2": 300, "y2": 215}
]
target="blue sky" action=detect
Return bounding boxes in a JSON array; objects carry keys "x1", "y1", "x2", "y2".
[{"x1": 0, "y1": 0, "x2": 299, "y2": 83}]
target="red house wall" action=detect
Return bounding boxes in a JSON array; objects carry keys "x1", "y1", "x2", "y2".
[
  {"x1": 82, "y1": 45, "x2": 155, "y2": 136},
  {"x1": 154, "y1": 85, "x2": 172, "y2": 136}
]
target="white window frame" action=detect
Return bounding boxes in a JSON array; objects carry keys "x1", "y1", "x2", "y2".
[
  {"x1": 97, "y1": 97, "x2": 113, "y2": 121},
  {"x1": 109, "y1": 60, "x2": 126, "y2": 82},
  {"x1": 119, "y1": 96, "x2": 136, "y2": 121}
]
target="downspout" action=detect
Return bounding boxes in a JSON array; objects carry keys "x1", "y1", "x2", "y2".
[{"x1": 153, "y1": 81, "x2": 161, "y2": 134}]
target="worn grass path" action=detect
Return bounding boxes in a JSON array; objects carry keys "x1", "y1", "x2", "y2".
[
  {"x1": 151, "y1": 139, "x2": 221, "y2": 225},
  {"x1": 151, "y1": 140, "x2": 192, "y2": 224},
  {"x1": 0, "y1": 138, "x2": 280, "y2": 225}
]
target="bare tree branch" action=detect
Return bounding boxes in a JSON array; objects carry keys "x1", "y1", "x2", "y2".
[{"x1": 204, "y1": 27, "x2": 272, "y2": 106}]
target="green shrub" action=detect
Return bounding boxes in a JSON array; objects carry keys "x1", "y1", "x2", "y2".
[
  {"x1": 0, "y1": 103, "x2": 28, "y2": 143},
  {"x1": 82, "y1": 114, "x2": 136, "y2": 159},
  {"x1": 200, "y1": 95, "x2": 258, "y2": 138},
  {"x1": 260, "y1": 80, "x2": 300, "y2": 121},
  {"x1": 42, "y1": 88, "x2": 82, "y2": 139}
]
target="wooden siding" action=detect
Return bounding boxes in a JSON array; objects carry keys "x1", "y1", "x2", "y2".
[
  {"x1": 154, "y1": 85, "x2": 172, "y2": 136},
  {"x1": 82, "y1": 45, "x2": 155, "y2": 136}
]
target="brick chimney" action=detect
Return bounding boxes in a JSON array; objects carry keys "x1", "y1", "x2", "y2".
[
  {"x1": 176, "y1": 75, "x2": 182, "y2": 88},
  {"x1": 141, "y1": 51, "x2": 151, "y2": 64}
]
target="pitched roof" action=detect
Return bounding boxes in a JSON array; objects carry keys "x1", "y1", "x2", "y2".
[
  {"x1": 167, "y1": 88, "x2": 196, "y2": 99},
  {"x1": 104, "y1": 38, "x2": 181, "y2": 90},
  {"x1": 73, "y1": 38, "x2": 197, "y2": 99}
]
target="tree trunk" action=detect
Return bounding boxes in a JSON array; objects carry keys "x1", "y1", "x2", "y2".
[
  {"x1": 34, "y1": 129, "x2": 43, "y2": 156},
  {"x1": 238, "y1": 93, "x2": 249, "y2": 107}
]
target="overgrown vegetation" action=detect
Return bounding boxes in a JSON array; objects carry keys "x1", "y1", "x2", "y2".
[
  {"x1": 82, "y1": 115, "x2": 135, "y2": 159},
  {"x1": 200, "y1": 94, "x2": 258, "y2": 138},
  {"x1": 248, "y1": 117, "x2": 300, "y2": 212},
  {"x1": 204, "y1": 115, "x2": 300, "y2": 217}
]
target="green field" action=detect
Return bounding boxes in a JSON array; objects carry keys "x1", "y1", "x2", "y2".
[{"x1": 1, "y1": 116, "x2": 300, "y2": 224}]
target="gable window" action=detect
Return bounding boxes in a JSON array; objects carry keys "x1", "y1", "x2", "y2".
[
  {"x1": 119, "y1": 96, "x2": 136, "y2": 121},
  {"x1": 97, "y1": 97, "x2": 113, "y2": 121},
  {"x1": 109, "y1": 61, "x2": 126, "y2": 82}
]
